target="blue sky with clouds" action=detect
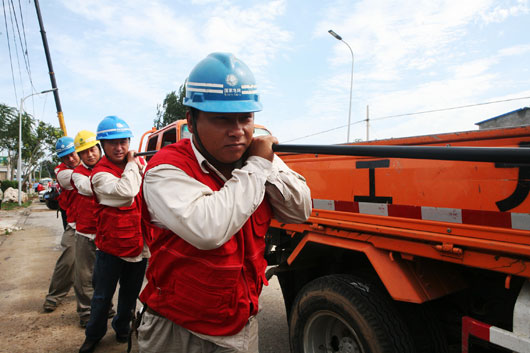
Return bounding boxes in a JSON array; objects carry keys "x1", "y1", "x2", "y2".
[{"x1": 1, "y1": 0, "x2": 530, "y2": 150}]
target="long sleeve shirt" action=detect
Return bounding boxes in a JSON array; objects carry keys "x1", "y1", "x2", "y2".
[
  {"x1": 57, "y1": 167, "x2": 75, "y2": 228},
  {"x1": 143, "y1": 140, "x2": 312, "y2": 251},
  {"x1": 91, "y1": 160, "x2": 149, "y2": 262},
  {"x1": 142, "y1": 139, "x2": 311, "y2": 351},
  {"x1": 71, "y1": 161, "x2": 95, "y2": 239}
]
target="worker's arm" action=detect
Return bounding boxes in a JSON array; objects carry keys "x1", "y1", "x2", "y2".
[
  {"x1": 71, "y1": 172, "x2": 92, "y2": 197},
  {"x1": 91, "y1": 162, "x2": 142, "y2": 207},
  {"x1": 264, "y1": 155, "x2": 312, "y2": 224},
  {"x1": 56, "y1": 168, "x2": 74, "y2": 190},
  {"x1": 143, "y1": 157, "x2": 271, "y2": 251}
]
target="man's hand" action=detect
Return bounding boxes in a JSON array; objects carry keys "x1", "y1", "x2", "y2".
[
  {"x1": 248, "y1": 135, "x2": 278, "y2": 162},
  {"x1": 127, "y1": 150, "x2": 145, "y2": 171}
]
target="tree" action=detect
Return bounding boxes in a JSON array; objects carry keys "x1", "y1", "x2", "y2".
[
  {"x1": 153, "y1": 83, "x2": 187, "y2": 129},
  {"x1": 22, "y1": 120, "x2": 63, "y2": 186},
  {"x1": 0, "y1": 103, "x2": 22, "y2": 180},
  {"x1": 0, "y1": 102, "x2": 62, "y2": 187}
]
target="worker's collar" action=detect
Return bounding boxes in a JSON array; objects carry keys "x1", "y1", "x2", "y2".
[
  {"x1": 80, "y1": 160, "x2": 98, "y2": 170},
  {"x1": 190, "y1": 136, "x2": 242, "y2": 182}
]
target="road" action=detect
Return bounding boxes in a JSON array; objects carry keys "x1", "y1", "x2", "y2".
[{"x1": 0, "y1": 201, "x2": 290, "y2": 353}]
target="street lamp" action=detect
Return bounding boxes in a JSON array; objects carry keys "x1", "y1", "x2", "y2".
[
  {"x1": 17, "y1": 88, "x2": 57, "y2": 205},
  {"x1": 328, "y1": 29, "x2": 354, "y2": 143}
]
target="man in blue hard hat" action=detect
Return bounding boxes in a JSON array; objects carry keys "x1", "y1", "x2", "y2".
[
  {"x1": 79, "y1": 116, "x2": 148, "y2": 353},
  {"x1": 42, "y1": 136, "x2": 80, "y2": 313},
  {"x1": 138, "y1": 52, "x2": 312, "y2": 352}
]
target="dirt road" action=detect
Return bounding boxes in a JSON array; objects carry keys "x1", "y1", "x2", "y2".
[{"x1": 0, "y1": 202, "x2": 289, "y2": 353}]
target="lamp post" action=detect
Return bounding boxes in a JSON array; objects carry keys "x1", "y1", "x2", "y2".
[
  {"x1": 17, "y1": 88, "x2": 57, "y2": 205},
  {"x1": 328, "y1": 29, "x2": 354, "y2": 143}
]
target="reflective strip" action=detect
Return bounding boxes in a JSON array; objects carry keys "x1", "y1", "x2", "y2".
[
  {"x1": 490, "y1": 326, "x2": 530, "y2": 353},
  {"x1": 310, "y1": 199, "x2": 530, "y2": 230},
  {"x1": 97, "y1": 127, "x2": 131, "y2": 134},
  {"x1": 57, "y1": 142, "x2": 75, "y2": 152},
  {"x1": 242, "y1": 90, "x2": 258, "y2": 94},
  {"x1": 241, "y1": 84, "x2": 256, "y2": 89},
  {"x1": 187, "y1": 87, "x2": 224, "y2": 94},
  {"x1": 421, "y1": 207, "x2": 462, "y2": 224},
  {"x1": 187, "y1": 81, "x2": 223, "y2": 88},
  {"x1": 511, "y1": 213, "x2": 530, "y2": 230},
  {"x1": 313, "y1": 199, "x2": 335, "y2": 211},
  {"x1": 359, "y1": 202, "x2": 388, "y2": 216}
]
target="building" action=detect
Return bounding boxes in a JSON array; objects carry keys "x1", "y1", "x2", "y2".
[
  {"x1": 475, "y1": 107, "x2": 530, "y2": 129},
  {"x1": 0, "y1": 156, "x2": 11, "y2": 181}
]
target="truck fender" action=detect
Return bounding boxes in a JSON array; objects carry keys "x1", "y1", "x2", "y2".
[{"x1": 287, "y1": 231, "x2": 466, "y2": 303}]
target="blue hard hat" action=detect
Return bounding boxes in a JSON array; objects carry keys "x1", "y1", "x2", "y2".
[
  {"x1": 96, "y1": 115, "x2": 133, "y2": 140},
  {"x1": 184, "y1": 52, "x2": 262, "y2": 113},
  {"x1": 55, "y1": 136, "x2": 76, "y2": 158}
]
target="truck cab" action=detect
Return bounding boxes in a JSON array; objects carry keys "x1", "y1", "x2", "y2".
[{"x1": 139, "y1": 119, "x2": 271, "y2": 160}]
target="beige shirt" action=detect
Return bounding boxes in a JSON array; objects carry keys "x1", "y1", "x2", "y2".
[
  {"x1": 143, "y1": 139, "x2": 312, "y2": 350},
  {"x1": 91, "y1": 160, "x2": 150, "y2": 262},
  {"x1": 71, "y1": 161, "x2": 95, "y2": 240}
]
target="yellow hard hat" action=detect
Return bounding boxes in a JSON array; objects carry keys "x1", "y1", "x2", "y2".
[{"x1": 74, "y1": 130, "x2": 99, "y2": 153}]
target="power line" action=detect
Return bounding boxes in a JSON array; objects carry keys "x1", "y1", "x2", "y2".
[
  {"x1": 283, "y1": 96, "x2": 530, "y2": 143},
  {"x1": 7, "y1": 0, "x2": 25, "y2": 99},
  {"x1": 16, "y1": 0, "x2": 35, "y2": 91},
  {"x1": 283, "y1": 119, "x2": 365, "y2": 143},
  {"x1": 2, "y1": 0, "x2": 18, "y2": 102},
  {"x1": 372, "y1": 96, "x2": 530, "y2": 122},
  {"x1": 9, "y1": 0, "x2": 34, "y2": 91}
]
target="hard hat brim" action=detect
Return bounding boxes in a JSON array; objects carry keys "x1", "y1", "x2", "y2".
[
  {"x1": 184, "y1": 99, "x2": 262, "y2": 113},
  {"x1": 97, "y1": 132, "x2": 133, "y2": 140},
  {"x1": 75, "y1": 140, "x2": 100, "y2": 153}
]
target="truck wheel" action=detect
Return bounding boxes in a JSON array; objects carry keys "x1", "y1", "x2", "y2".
[{"x1": 289, "y1": 275, "x2": 415, "y2": 353}]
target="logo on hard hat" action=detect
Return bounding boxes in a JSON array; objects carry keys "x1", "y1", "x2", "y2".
[
  {"x1": 226, "y1": 74, "x2": 238, "y2": 87},
  {"x1": 116, "y1": 123, "x2": 124, "y2": 128}
]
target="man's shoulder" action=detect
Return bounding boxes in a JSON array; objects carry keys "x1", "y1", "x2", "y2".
[{"x1": 148, "y1": 139, "x2": 194, "y2": 168}]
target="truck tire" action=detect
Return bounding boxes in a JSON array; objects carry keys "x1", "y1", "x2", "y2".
[{"x1": 289, "y1": 274, "x2": 415, "y2": 353}]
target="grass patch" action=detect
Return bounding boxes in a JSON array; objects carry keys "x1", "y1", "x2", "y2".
[{"x1": 1, "y1": 200, "x2": 32, "y2": 210}]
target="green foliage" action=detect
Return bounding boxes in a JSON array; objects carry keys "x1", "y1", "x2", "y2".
[
  {"x1": 153, "y1": 83, "x2": 187, "y2": 129},
  {"x1": 1, "y1": 180, "x2": 18, "y2": 192},
  {"x1": 40, "y1": 159, "x2": 59, "y2": 178},
  {"x1": 0, "y1": 102, "x2": 63, "y2": 182}
]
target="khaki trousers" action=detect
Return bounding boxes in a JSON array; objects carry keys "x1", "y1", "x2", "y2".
[
  {"x1": 45, "y1": 224, "x2": 75, "y2": 305},
  {"x1": 73, "y1": 233, "x2": 96, "y2": 320},
  {"x1": 137, "y1": 311, "x2": 259, "y2": 353}
]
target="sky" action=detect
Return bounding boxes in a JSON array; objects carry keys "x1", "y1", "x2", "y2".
[{"x1": 1, "y1": 0, "x2": 530, "y2": 152}]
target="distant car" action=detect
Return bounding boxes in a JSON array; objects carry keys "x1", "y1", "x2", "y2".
[
  {"x1": 39, "y1": 189, "x2": 47, "y2": 202},
  {"x1": 43, "y1": 184, "x2": 60, "y2": 210}
]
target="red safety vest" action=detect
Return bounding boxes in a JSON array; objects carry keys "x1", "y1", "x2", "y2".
[
  {"x1": 72, "y1": 163, "x2": 98, "y2": 235},
  {"x1": 140, "y1": 139, "x2": 272, "y2": 336},
  {"x1": 55, "y1": 163, "x2": 78, "y2": 224},
  {"x1": 91, "y1": 156, "x2": 143, "y2": 257}
]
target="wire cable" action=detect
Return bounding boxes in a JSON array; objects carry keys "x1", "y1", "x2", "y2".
[
  {"x1": 283, "y1": 96, "x2": 530, "y2": 143},
  {"x1": 2, "y1": 0, "x2": 18, "y2": 102},
  {"x1": 7, "y1": 0, "x2": 26, "y2": 99},
  {"x1": 17, "y1": 0, "x2": 35, "y2": 91},
  {"x1": 371, "y1": 96, "x2": 530, "y2": 122}
]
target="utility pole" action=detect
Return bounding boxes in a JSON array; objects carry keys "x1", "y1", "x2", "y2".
[
  {"x1": 366, "y1": 105, "x2": 370, "y2": 141},
  {"x1": 34, "y1": 0, "x2": 67, "y2": 135}
]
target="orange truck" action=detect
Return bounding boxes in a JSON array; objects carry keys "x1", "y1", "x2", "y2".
[{"x1": 140, "y1": 122, "x2": 530, "y2": 353}]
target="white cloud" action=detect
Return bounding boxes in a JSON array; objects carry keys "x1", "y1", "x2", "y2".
[{"x1": 480, "y1": 0, "x2": 529, "y2": 23}]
